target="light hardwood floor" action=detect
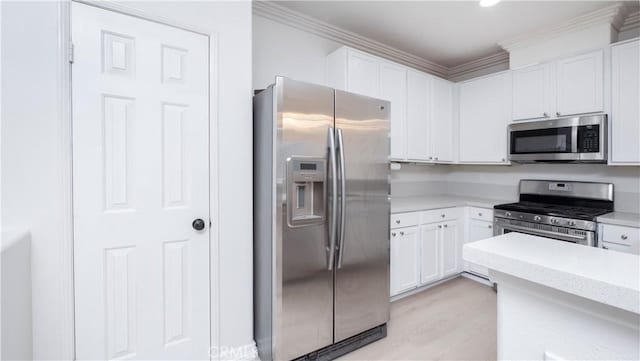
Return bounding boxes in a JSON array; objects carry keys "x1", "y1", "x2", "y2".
[{"x1": 339, "y1": 277, "x2": 497, "y2": 361}]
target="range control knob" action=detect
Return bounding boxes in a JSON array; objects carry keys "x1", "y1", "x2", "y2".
[
  {"x1": 505, "y1": 212, "x2": 512, "y2": 217},
  {"x1": 568, "y1": 220, "x2": 576, "y2": 226},
  {"x1": 534, "y1": 215, "x2": 541, "y2": 222},
  {"x1": 550, "y1": 218, "x2": 558, "y2": 224}
]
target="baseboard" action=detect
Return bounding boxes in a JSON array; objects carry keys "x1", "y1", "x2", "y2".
[
  {"x1": 390, "y1": 274, "x2": 461, "y2": 302},
  {"x1": 212, "y1": 340, "x2": 258, "y2": 361},
  {"x1": 391, "y1": 272, "x2": 495, "y2": 302},
  {"x1": 461, "y1": 271, "x2": 493, "y2": 286}
]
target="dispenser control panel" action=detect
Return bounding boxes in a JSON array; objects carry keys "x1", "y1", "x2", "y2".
[{"x1": 286, "y1": 157, "x2": 326, "y2": 227}]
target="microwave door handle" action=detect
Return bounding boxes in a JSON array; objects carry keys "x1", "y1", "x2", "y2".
[
  {"x1": 336, "y1": 129, "x2": 347, "y2": 269},
  {"x1": 571, "y1": 126, "x2": 578, "y2": 153},
  {"x1": 327, "y1": 128, "x2": 338, "y2": 271}
]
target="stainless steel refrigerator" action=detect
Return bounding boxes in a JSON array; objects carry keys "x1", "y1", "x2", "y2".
[{"x1": 254, "y1": 77, "x2": 390, "y2": 360}]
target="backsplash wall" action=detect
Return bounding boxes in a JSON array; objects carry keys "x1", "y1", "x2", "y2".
[{"x1": 391, "y1": 164, "x2": 640, "y2": 213}]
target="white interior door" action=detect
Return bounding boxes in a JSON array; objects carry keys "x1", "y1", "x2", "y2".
[{"x1": 72, "y1": 3, "x2": 210, "y2": 359}]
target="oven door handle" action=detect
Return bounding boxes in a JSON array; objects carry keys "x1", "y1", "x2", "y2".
[{"x1": 501, "y1": 223, "x2": 588, "y2": 241}]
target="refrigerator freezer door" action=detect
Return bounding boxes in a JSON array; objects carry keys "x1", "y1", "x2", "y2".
[
  {"x1": 276, "y1": 77, "x2": 335, "y2": 360},
  {"x1": 334, "y1": 90, "x2": 391, "y2": 342}
]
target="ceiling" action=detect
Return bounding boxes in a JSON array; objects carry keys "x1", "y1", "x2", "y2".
[{"x1": 275, "y1": 1, "x2": 638, "y2": 68}]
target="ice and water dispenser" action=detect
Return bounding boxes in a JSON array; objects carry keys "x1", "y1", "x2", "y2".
[{"x1": 286, "y1": 157, "x2": 326, "y2": 227}]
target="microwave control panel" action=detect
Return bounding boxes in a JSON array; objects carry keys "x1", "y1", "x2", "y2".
[{"x1": 578, "y1": 125, "x2": 600, "y2": 153}]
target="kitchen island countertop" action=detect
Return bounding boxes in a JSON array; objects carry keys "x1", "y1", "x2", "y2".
[{"x1": 464, "y1": 232, "x2": 640, "y2": 314}]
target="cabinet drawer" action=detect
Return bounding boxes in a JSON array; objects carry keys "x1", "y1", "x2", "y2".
[
  {"x1": 469, "y1": 207, "x2": 493, "y2": 222},
  {"x1": 600, "y1": 241, "x2": 638, "y2": 255},
  {"x1": 391, "y1": 212, "x2": 419, "y2": 229},
  {"x1": 600, "y1": 224, "x2": 640, "y2": 246},
  {"x1": 421, "y1": 207, "x2": 460, "y2": 224}
]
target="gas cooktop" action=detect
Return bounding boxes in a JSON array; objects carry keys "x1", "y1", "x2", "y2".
[{"x1": 494, "y1": 201, "x2": 612, "y2": 221}]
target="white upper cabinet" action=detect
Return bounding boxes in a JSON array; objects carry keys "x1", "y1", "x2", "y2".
[
  {"x1": 327, "y1": 46, "x2": 455, "y2": 163},
  {"x1": 347, "y1": 50, "x2": 380, "y2": 98},
  {"x1": 610, "y1": 39, "x2": 640, "y2": 165},
  {"x1": 380, "y1": 62, "x2": 408, "y2": 160},
  {"x1": 458, "y1": 71, "x2": 511, "y2": 164},
  {"x1": 512, "y1": 63, "x2": 554, "y2": 121},
  {"x1": 430, "y1": 77, "x2": 454, "y2": 162},
  {"x1": 406, "y1": 70, "x2": 431, "y2": 161},
  {"x1": 556, "y1": 50, "x2": 604, "y2": 117}
]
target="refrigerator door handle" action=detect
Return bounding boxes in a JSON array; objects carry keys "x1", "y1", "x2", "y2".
[
  {"x1": 337, "y1": 128, "x2": 347, "y2": 269},
  {"x1": 327, "y1": 127, "x2": 338, "y2": 271}
]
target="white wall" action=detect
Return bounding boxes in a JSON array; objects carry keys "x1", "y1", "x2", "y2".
[
  {"x1": 1, "y1": 1, "x2": 253, "y2": 358},
  {"x1": 253, "y1": 15, "x2": 341, "y2": 90}
]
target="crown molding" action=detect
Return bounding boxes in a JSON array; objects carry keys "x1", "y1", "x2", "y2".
[
  {"x1": 620, "y1": 10, "x2": 640, "y2": 32},
  {"x1": 499, "y1": 3, "x2": 629, "y2": 52},
  {"x1": 447, "y1": 51, "x2": 510, "y2": 82},
  {"x1": 252, "y1": 1, "x2": 449, "y2": 78}
]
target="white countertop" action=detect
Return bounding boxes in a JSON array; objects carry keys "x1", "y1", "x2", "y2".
[
  {"x1": 464, "y1": 233, "x2": 640, "y2": 314},
  {"x1": 391, "y1": 195, "x2": 512, "y2": 213},
  {"x1": 597, "y1": 212, "x2": 640, "y2": 228}
]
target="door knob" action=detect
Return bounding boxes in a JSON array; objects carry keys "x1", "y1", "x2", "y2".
[{"x1": 192, "y1": 218, "x2": 206, "y2": 231}]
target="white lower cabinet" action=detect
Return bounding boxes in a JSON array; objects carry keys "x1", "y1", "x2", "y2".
[
  {"x1": 419, "y1": 224, "x2": 440, "y2": 284},
  {"x1": 390, "y1": 226, "x2": 419, "y2": 296},
  {"x1": 465, "y1": 219, "x2": 494, "y2": 278},
  {"x1": 440, "y1": 221, "x2": 461, "y2": 278}
]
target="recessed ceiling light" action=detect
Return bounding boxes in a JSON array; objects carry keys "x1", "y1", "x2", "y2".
[{"x1": 479, "y1": 0, "x2": 501, "y2": 7}]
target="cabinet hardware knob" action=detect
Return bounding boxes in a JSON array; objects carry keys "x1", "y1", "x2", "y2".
[
  {"x1": 428, "y1": 156, "x2": 433, "y2": 160},
  {"x1": 400, "y1": 231, "x2": 405, "y2": 236},
  {"x1": 621, "y1": 234, "x2": 628, "y2": 240},
  {"x1": 391, "y1": 232, "x2": 396, "y2": 237},
  {"x1": 488, "y1": 225, "x2": 492, "y2": 229},
  {"x1": 556, "y1": 112, "x2": 561, "y2": 117},
  {"x1": 395, "y1": 220, "x2": 400, "y2": 224},
  {"x1": 478, "y1": 213, "x2": 482, "y2": 216},
  {"x1": 543, "y1": 112, "x2": 549, "y2": 117},
  {"x1": 441, "y1": 214, "x2": 445, "y2": 218},
  {"x1": 501, "y1": 158, "x2": 506, "y2": 162},
  {"x1": 444, "y1": 224, "x2": 448, "y2": 228},
  {"x1": 602, "y1": 245, "x2": 609, "y2": 250},
  {"x1": 434, "y1": 157, "x2": 438, "y2": 160}
]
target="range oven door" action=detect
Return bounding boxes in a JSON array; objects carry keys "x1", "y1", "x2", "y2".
[
  {"x1": 508, "y1": 115, "x2": 606, "y2": 163},
  {"x1": 494, "y1": 218, "x2": 595, "y2": 247}
]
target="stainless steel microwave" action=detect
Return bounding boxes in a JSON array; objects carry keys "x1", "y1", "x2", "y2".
[{"x1": 508, "y1": 114, "x2": 607, "y2": 163}]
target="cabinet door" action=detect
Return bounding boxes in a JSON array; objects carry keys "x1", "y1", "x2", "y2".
[
  {"x1": 430, "y1": 77, "x2": 454, "y2": 162},
  {"x1": 440, "y1": 221, "x2": 460, "y2": 277},
  {"x1": 380, "y1": 62, "x2": 408, "y2": 160},
  {"x1": 390, "y1": 227, "x2": 419, "y2": 296},
  {"x1": 512, "y1": 63, "x2": 554, "y2": 121},
  {"x1": 406, "y1": 71, "x2": 431, "y2": 160},
  {"x1": 347, "y1": 50, "x2": 379, "y2": 98},
  {"x1": 466, "y1": 220, "x2": 493, "y2": 277},
  {"x1": 458, "y1": 72, "x2": 511, "y2": 164},
  {"x1": 420, "y1": 223, "x2": 440, "y2": 285},
  {"x1": 556, "y1": 50, "x2": 604, "y2": 116},
  {"x1": 610, "y1": 40, "x2": 640, "y2": 164}
]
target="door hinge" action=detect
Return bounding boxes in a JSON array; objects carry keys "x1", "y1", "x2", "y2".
[{"x1": 69, "y1": 43, "x2": 74, "y2": 64}]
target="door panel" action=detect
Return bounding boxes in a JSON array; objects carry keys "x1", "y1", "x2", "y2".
[
  {"x1": 556, "y1": 50, "x2": 604, "y2": 116},
  {"x1": 512, "y1": 63, "x2": 553, "y2": 121},
  {"x1": 347, "y1": 50, "x2": 379, "y2": 98},
  {"x1": 72, "y1": 3, "x2": 209, "y2": 359},
  {"x1": 611, "y1": 40, "x2": 640, "y2": 164},
  {"x1": 420, "y1": 224, "x2": 439, "y2": 285},
  {"x1": 430, "y1": 77, "x2": 454, "y2": 162},
  {"x1": 390, "y1": 228, "x2": 419, "y2": 296},
  {"x1": 441, "y1": 222, "x2": 460, "y2": 277},
  {"x1": 277, "y1": 78, "x2": 335, "y2": 360},
  {"x1": 334, "y1": 90, "x2": 390, "y2": 342},
  {"x1": 406, "y1": 71, "x2": 431, "y2": 160},
  {"x1": 379, "y1": 62, "x2": 407, "y2": 160}
]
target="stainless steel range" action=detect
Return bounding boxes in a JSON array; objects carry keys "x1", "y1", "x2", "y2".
[{"x1": 493, "y1": 180, "x2": 614, "y2": 246}]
